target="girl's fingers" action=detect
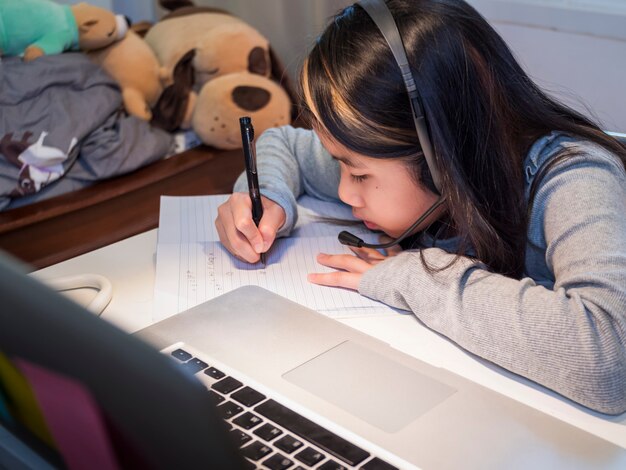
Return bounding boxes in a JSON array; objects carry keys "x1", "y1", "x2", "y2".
[
  {"x1": 216, "y1": 196, "x2": 260, "y2": 263},
  {"x1": 316, "y1": 253, "x2": 372, "y2": 273},
  {"x1": 216, "y1": 193, "x2": 287, "y2": 261},
  {"x1": 378, "y1": 234, "x2": 403, "y2": 257},
  {"x1": 385, "y1": 244, "x2": 403, "y2": 257},
  {"x1": 349, "y1": 245, "x2": 386, "y2": 263},
  {"x1": 229, "y1": 193, "x2": 265, "y2": 253},
  {"x1": 307, "y1": 271, "x2": 361, "y2": 291},
  {"x1": 215, "y1": 214, "x2": 260, "y2": 263},
  {"x1": 258, "y1": 199, "x2": 286, "y2": 251}
]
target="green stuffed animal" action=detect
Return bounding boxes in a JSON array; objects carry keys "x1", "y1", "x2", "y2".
[{"x1": 0, "y1": 0, "x2": 128, "y2": 61}]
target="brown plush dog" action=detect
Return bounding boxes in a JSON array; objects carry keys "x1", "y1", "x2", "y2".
[
  {"x1": 146, "y1": 1, "x2": 294, "y2": 149},
  {"x1": 88, "y1": 30, "x2": 167, "y2": 121},
  {"x1": 72, "y1": 2, "x2": 128, "y2": 51},
  {"x1": 144, "y1": 6, "x2": 270, "y2": 90}
]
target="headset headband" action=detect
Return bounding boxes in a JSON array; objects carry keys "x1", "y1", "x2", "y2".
[{"x1": 357, "y1": 0, "x2": 443, "y2": 193}]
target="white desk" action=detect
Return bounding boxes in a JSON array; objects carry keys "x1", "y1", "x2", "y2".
[{"x1": 34, "y1": 229, "x2": 626, "y2": 449}]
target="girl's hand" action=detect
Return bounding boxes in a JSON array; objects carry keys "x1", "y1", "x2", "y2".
[
  {"x1": 307, "y1": 235, "x2": 402, "y2": 290},
  {"x1": 215, "y1": 192, "x2": 286, "y2": 263}
]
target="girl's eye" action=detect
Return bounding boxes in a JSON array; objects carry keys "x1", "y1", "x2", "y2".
[{"x1": 351, "y1": 174, "x2": 368, "y2": 183}]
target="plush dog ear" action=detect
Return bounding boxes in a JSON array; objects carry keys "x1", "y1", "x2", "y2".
[
  {"x1": 151, "y1": 49, "x2": 196, "y2": 131},
  {"x1": 73, "y1": 2, "x2": 99, "y2": 33},
  {"x1": 248, "y1": 47, "x2": 269, "y2": 76},
  {"x1": 79, "y1": 18, "x2": 99, "y2": 34},
  {"x1": 131, "y1": 21, "x2": 153, "y2": 38}
]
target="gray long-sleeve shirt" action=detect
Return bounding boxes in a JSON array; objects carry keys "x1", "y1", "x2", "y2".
[{"x1": 233, "y1": 126, "x2": 626, "y2": 415}]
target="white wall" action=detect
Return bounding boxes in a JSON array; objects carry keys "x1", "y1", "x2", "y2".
[{"x1": 467, "y1": 0, "x2": 626, "y2": 132}]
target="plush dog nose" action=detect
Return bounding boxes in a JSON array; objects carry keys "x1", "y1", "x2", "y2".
[{"x1": 232, "y1": 86, "x2": 271, "y2": 111}]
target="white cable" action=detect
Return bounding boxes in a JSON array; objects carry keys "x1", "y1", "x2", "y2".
[{"x1": 43, "y1": 274, "x2": 113, "y2": 316}]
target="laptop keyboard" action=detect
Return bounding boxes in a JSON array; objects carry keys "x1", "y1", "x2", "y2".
[{"x1": 168, "y1": 347, "x2": 399, "y2": 470}]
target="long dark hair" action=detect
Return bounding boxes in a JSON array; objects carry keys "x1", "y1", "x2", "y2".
[{"x1": 301, "y1": 0, "x2": 626, "y2": 277}]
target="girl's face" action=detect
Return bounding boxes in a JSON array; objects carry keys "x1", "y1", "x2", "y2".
[{"x1": 316, "y1": 130, "x2": 441, "y2": 238}]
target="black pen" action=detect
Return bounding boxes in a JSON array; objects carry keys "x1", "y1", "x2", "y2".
[{"x1": 239, "y1": 116, "x2": 267, "y2": 266}]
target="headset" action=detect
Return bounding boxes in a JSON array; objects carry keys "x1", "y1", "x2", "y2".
[{"x1": 338, "y1": 0, "x2": 446, "y2": 250}]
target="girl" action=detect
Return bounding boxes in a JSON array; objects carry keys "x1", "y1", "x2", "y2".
[{"x1": 215, "y1": 0, "x2": 626, "y2": 415}]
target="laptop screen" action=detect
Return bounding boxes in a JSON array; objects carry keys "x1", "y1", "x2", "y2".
[{"x1": 0, "y1": 252, "x2": 246, "y2": 469}]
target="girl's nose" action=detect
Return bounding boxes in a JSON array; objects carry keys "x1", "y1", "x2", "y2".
[{"x1": 337, "y1": 174, "x2": 364, "y2": 208}]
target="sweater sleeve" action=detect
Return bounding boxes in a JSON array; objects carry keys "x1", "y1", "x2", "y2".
[
  {"x1": 233, "y1": 126, "x2": 340, "y2": 237},
  {"x1": 31, "y1": 30, "x2": 75, "y2": 55},
  {"x1": 359, "y1": 146, "x2": 626, "y2": 415}
]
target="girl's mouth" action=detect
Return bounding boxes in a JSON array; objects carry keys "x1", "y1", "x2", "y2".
[
  {"x1": 363, "y1": 220, "x2": 379, "y2": 230},
  {"x1": 352, "y1": 209, "x2": 381, "y2": 231}
]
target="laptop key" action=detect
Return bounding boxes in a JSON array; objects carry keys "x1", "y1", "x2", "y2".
[
  {"x1": 181, "y1": 358, "x2": 208, "y2": 374},
  {"x1": 170, "y1": 348, "x2": 192, "y2": 361},
  {"x1": 241, "y1": 441, "x2": 272, "y2": 461},
  {"x1": 212, "y1": 376, "x2": 243, "y2": 394},
  {"x1": 217, "y1": 401, "x2": 243, "y2": 419},
  {"x1": 229, "y1": 429, "x2": 252, "y2": 447},
  {"x1": 204, "y1": 366, "x2": 226, "y2": 380},
  {"x1": 233, "y1": 411, "x2": 263, "y2": 430},
  {"x1": 208, "y1": 390, "x2": 225, "y2": 404},
  {"x1": 242, "y1": 460, "x2": 257, "y2": 470},
  {"x1": 255, "y1": 399, "x2": 370, "y2": 466},
  {"x1": 294, "y1": 447, "x2": 325, "y2": 466},
  {"x1": 253, "y1": 423, "x2": 283, "y2": 442},
  {"x1": 231, "y1": 386, "x2": 266, "y2": 407},
  {"x1": 274, "y1": 434, "x2": 304, "y2": 454},
  {"x1": 360, "y1": 457, "x2": 399, "y2": 470},
  {"x1": 319, "y1": 460, "x2": 348, "y2": 470},
  {"x1": 262, "y1": 453, "x2": 293, "y2": 470}
]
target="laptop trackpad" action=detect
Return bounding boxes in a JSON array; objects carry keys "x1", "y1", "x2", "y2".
[{"x1": 283, "y1": 341, "x2": 456, "y2": 433}]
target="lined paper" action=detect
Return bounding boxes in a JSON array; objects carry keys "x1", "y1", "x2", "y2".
[{"x1": 154, "y1": 195, "x2": 397, "y2": 321}]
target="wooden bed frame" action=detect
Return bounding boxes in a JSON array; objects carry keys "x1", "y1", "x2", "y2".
[{"x1": 0, "y1": 146, "x2": 244, "y2": 270}]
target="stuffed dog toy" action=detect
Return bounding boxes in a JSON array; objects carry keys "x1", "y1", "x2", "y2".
[
  {"x1": 144, "y1": 5, "x2": 271, "y2": 90},
  {"x1": 146, "y1": 1, "x2": 294, "y2": 150},
  {"x1": 88, "y1": 29, "x2": 167, "y2": 121}
]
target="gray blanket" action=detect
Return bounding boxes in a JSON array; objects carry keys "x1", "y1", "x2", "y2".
[{"x1": 0, "y1": 53, "x2": 174, "y2": 210}]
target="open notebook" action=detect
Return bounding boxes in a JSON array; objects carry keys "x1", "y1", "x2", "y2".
[{"x1": 154, "y1": 194, "x2": 399, "y2": 321}]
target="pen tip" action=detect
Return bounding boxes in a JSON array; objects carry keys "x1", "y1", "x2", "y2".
[{"x1": 260, "y1": 252, "x2": 267, "y2": 267}]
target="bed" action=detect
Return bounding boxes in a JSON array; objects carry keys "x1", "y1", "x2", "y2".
[{"x1": 0, "y1": 50, "x2": 296, "y2": 269}]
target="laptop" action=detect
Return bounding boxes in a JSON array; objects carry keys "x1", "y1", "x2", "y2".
[{"x1": 0, "y1": 252, "x2": 624, "y2": 469}]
